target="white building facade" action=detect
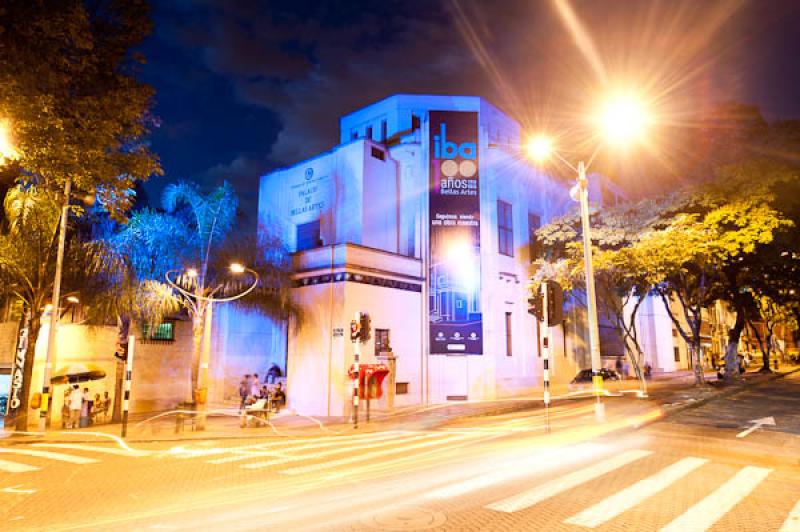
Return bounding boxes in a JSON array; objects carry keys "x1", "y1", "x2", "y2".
[{"x1": 258, "y1": 94, "x2": 607, "y2": 417}]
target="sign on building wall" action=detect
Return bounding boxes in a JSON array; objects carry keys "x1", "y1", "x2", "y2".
[
  {"x1": 428, "y1": 111, "x2": 483, "y2": 354},
  {"x1": 5, "y1": 309, "x2": 30, "y2": 426}
]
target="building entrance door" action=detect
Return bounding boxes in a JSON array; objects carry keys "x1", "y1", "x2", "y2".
[{"x1": 445, "y1": 355, "x2": 468, "y2": 401}]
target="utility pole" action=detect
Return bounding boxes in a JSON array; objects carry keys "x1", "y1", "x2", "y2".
[{"x1": 40, "y1": 178, "x2": 71, "y2": 430}]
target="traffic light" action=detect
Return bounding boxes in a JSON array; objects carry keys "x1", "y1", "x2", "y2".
[
  {"x1": 545, "y1": 280, "x2": 564, "y2": 327},
  {"x1": 113, "y1": 342, "x2": 128, "y2": 361},
  {"x1": 359, "y1": 312, "x2": 371, "y2": 343},
  {"x1": 528, "y1": 293, "x2": 544, "y2": 320},
  {"x1": 350, "y1": 319, "x2": 361, "y2": 342}
]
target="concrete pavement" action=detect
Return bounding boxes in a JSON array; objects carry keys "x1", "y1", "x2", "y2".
[{"x1": 1, "y1": 369, "x2": 799, "y2": 530}]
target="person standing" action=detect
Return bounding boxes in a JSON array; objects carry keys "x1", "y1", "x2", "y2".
[
  {"x1": 250, "y1": 373, "x2": 261, "y2": 398},
  {"x1": 239, "y1": 375, "x2": 250, "y2": 411},
  {"x1": 68, "y1": 385, "x2": 82, "y2": 429},
  {"x1": 80, "y1": 387, "x2": 91, "y2": 428},
  {"x1": 266, "y1": 363, "x2": 282, "y2": 384}
]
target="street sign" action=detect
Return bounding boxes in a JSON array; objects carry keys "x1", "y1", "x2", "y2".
[{"x1": 333, "y1": 327, "x2": 344, "y2": 338}]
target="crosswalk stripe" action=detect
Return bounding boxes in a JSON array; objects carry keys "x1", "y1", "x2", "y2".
[
  {"x1": 780, "y1": 499, "x2": 800, "y2": 532},
  {"x1": 0, "y1": 458, "x2": 40, "y2": 473},
  {"x1": 175, "y1": 431, "x2": 408, "y2": 459},
  {"x1": 486, "y1": 449, "x2": 652, "y2": 512},
  {"x1": 278, "y1": 433, "x2": 481, "y2": 476},
  {"x1": 564, "y1": 457, "x2": 707, "y2": 528},
  {"x1": 660, "y1": 466, "x2": 771, "y2": 532},
  {"x1": 241, "y1": 432, "x2": 440, "y2": 470},
  {"x1": 33, "y1": 443, "x2": 148, "y2": 457},
  {"x1": 207, "y1": 432, "x2": 406, "y2": 464},
  {"x1": 0, "y1": 448, "x2": 98, "y2": 464}
]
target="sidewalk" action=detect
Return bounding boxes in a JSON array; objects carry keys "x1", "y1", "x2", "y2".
[{"x1": 2, "y1": 365, "x2": 797, "y2": 445}]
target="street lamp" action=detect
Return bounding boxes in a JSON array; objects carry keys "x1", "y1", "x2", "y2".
[
  {"x1": 0, "y1": 119, "x2": 19, "y2": 165},
  {"x1": 526, "y1": 93, "x2": 650, "y2": 420},
  {"x1": 165, "y1": 263, "x2": 259, "y2": 429}
]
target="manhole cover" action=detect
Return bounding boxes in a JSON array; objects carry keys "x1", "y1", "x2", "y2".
[{"x1": 361, "y1": 506, "x2": 447, "y2": 530}]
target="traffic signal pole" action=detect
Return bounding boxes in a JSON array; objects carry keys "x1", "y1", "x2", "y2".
[
  {"x1": 121, "y1": 335, "x2": 135, "y2": 438},
  {"x1": 351, "y1": 313, "x2": 361, "y2": 429},
  {"x1": 541, "y1": 284, "x2": 551, "y2": 433}
]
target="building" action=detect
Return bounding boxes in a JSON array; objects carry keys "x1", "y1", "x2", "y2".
[{"x1": 258, "y1": 94, "x2": 630, "y2": 418}]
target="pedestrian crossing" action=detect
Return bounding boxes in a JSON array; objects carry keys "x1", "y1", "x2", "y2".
[
  {"x1": 0, "y1": 442, "x2": 144, "y2": 474},
  {"x1": 475, "y1": 447, "x2": 795, "y2": 531}
]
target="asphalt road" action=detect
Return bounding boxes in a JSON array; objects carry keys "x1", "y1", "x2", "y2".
[{"x1": 1, "y1": 373, "x2": 799, "y2": 531}]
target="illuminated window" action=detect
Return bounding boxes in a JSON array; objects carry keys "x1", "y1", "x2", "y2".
[
  {"x1": 497, "y1": 200, "x2": 513, "y2": 256},
  {"x1": 528, "y1": 212, "x2": 541, "y2": 262},
  {"x1": 142, "y1": 321, "x2": 175, "y2": 342}
]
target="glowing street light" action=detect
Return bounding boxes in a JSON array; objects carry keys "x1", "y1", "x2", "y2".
[
  {"x1": 526, "y1": 93, "x2": 651, "y2": 417},
  {"x1": 229, "y1": 262, "x2": 246, "y2": 274},
  {"x1": 0, "y1": 119, "x2": 19, "y2": 165},
  {"x1": 597, "y1": 94, "x2": 649, "y2": 144},
  {"x1": 186, "y1": 268, "x2": 198, "y2": 278}
]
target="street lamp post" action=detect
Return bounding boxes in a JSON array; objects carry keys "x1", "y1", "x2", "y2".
[
  {"x1": 165, "y1": 263, "x2": 259, "y2": 429},
  {"x1": 526, "y1": 92, "x2": 650, "y2": 421}
]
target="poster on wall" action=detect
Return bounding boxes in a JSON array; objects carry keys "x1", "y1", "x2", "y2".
[{"x1": 428, "y1": 111, "x2": 483, "y2": 354}]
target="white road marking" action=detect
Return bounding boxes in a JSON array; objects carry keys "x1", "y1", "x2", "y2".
[
  {"x1": 0, "y1": 448, "x2": 97, "y2": 464},
  {"x1": 279, "y1": 433, "x2": 483, "y2": 475},
  {"x1": 486, "y1": 449, "x2": 652, "y2": 512},
  {"x1": 564, "y1": 457, "x2": 707, "y2": 528},
  {"x1": 780, "y1": 499, "x2": 800, "y2": 532},
  {"x1": 736, "y1": 416, "x2": 776, "y2": 438},
  {"x1": 660, "y1": 466, "x2": 771, "y2": 532},
  {"x1": 207, "y1": 431, "x2": 406, "y2": 464},
  {"x1": 33, "y1": 443, "x2": 149, "y2": 457},
  {"x1": 2, "y1": 485, "x2": 37, "y2": 494},
  {"x1": 241, "y1": 432, "x2": 440, "y2": 470},
  {"x1": 0, "y1": 459, "x2": 40, "y2": 473}
]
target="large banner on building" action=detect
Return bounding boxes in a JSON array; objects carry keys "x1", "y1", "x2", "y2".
[{"x1": 429, "y1": 111, "x2": 483, "y2": 354}]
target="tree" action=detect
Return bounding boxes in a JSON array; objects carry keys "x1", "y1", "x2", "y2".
[
  {"x1": 114, "y1": 181, "x2": 296, "y2": 407},
  {"x1": 747, "y1": 296, "x2": 798, "y2": 372},
  {"x1": 0, "y1": 0, "x2": 161, "y2": 220},
  {"x1": 0, "y1": 185, "x2": 98, "y2": 430}
]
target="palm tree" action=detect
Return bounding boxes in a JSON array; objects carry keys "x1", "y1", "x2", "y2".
[{"x1": 112, "y1": 181, "x2": 296, "y2": 406}]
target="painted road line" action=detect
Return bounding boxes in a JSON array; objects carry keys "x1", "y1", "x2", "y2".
[
  {"x1": 0, "y1": 459, "x2": 40, "y2": 473},
  {"x1": 279, "y1": 433, "x2": 483, "y2": 476},
  {"x1": 175, "y1": 431, "x2": 409, "y2": 459},
  {"x1": 780, "y1": 499, "x2": 800, "y2": 532},
  {"x1": 207, "y1": 432, "x2": 407, "y2": 464},
  {"x1": 241, "y1": 432, "x2": 441, "y2": 470},
  {"x1": 660, "y1": 466, "x2": 772, "y2": 532},
  {"x1": 564, "y1": 457, "x2": 707, "y2": 528},
  {"x1": 0, "y1": 448, "x2": 98, "y2": 464},
  {"x1": 33, "y1": 443, "x2": 149, "y2": 457},
  {"x1": 486, "y1": 449, "x2": 652, "y2": 512}
]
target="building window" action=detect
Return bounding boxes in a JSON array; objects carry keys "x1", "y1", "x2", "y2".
[
  {"x1": 375, "y1": 328, "x2": 390, "y2": 355},
  {"x1": 505, "y1": 312, "x2": 513, "y2": 356},
  {"x1": 296, "y1": 219, "x2": 321, "y2": 251},
  {"x1": 350, "y1": 130, "x2": 358, "y2": 141},
  {"x1": 380, "y1": 119, "x2": 387, "y2": 141},
  {"x1": 396, "y1": 382, "x2": 409, "y2": 395},
  {"x1": 497, "y1": 200, "x2": 514, "y2": 256},
  {"x1": 142, "y1": 321, "x2": 175, "y2": 342},
  {"x1": 365, "y1": 125, "x2": 373, "y2": 140},
  {"x1": 370, "y1": 146, "x2": 385, "y2": 161},
  {"x1": 674, "y1": 346, "x2": 681, "y2": 362},
  {"x1": 411, "y1": 114, "x2": 421, "y2": 131},
  {"x1": 528, "y1": 212, "x2": 541, "y2": 262}
]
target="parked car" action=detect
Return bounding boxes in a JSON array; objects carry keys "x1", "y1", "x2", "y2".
[{"x1": 568, "y1": 368, "x2": 621, "y2": 391}]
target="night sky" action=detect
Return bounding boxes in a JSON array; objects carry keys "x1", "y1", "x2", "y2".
[{"x1": 139, "y1": 0, "x2": 800, "y2": 224}]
